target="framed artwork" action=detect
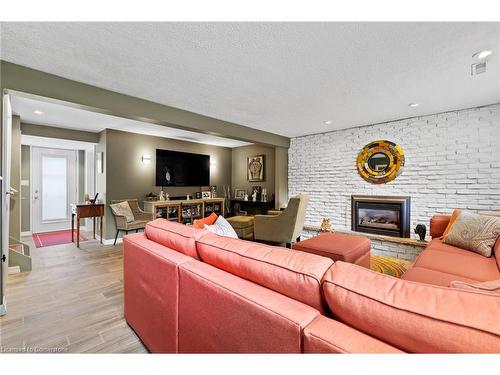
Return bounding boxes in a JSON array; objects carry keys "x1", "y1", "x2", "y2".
[
  {"x1": 201, "y1": 191, "x2": 211, "y2": 199},
  {"x1": 234, "y1": 189, "x2": 246, "y2": 199},
  {"x1": 247, "y1": 155, "x2": 265, "y2": 182},
  {"x1": 97, "y1": 152, "x2": 104, "y2": 174}
]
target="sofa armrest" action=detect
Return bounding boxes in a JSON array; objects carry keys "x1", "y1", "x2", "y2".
[
  {"x1": 303, "y1": 315, "x2": 404, "y2": 353},
  {"x1": 430, "y1": 215, "x2": 451, "y2": 238}
]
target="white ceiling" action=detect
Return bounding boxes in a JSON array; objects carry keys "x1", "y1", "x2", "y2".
[
  {"x1": 10, "y1": 95, "x2": 251, "y2": 148},
  {"x1": 1, "y1": 22, "x2": 499, "y2": 137}
]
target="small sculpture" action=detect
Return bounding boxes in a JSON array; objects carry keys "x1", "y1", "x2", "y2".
[
  {"x1": 320, "y1": 218, "x2": 332, "y2": 232},
  {"x1": 251, "y1": 191, "x2": 257, "y2": 202},
  {"x1": 243, "y1": 193, "x2": 249, "y2": 201},
  {"x1": 415, "y1": 224, "x2": 427, "y2": 241},
  {"x1": 159, "y1": 191, "x2": 165, "y2": 201}
]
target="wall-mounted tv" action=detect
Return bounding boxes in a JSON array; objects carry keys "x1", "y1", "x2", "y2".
[{"x1": 155, "y1": 149, "x2": 210, "y2": 187}]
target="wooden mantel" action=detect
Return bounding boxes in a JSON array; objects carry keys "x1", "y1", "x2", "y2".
[{"x1": 303, "y1": 225, "x2": 429, "y2": 248}]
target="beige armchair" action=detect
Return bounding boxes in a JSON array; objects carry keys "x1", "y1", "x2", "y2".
[
  {"x1": 110, "y1": 199, "x2": 154, "y2": 245},
  {"x1": 253, "y1": 193, "x2": 309, "y2": 248}
]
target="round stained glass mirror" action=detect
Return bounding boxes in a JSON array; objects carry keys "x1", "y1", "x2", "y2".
[{"x1": 356, "y1": 140, "x2": 405, "y2": 184}]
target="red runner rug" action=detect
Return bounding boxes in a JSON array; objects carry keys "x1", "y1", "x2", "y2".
[{"x1": 33, "y1": 230, "x2": 87, "y2": 248}]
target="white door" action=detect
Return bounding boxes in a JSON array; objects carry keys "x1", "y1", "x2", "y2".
[
  {"x1": 1, "y1": 93, "x2": 13, "y2": 315},
  {"x1": 32, "y1": 147, "x2": 77, "y2": 233}
]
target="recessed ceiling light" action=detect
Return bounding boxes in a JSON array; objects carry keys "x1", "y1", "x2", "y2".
[
  {"x1": 34, "y1": 110, "x2": 44, "y2": 115},
  {"x1": 472, "y1": 50, "x2": 492, "y2": 59},
  {"x1": 408, "y1": 103, "x2": 419, "y2": 108},
  {"x1": 323, "y1": 120, "x2": 333, "y2": 125}
]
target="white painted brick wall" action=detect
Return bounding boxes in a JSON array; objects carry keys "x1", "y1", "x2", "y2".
[{"x1": 289, "y1": 104, "x2": 500, "y2": 259}]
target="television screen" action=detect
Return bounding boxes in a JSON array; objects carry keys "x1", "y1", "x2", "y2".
[{"x1": 155, "y1": 149, "x2": 210, "y2": 187}]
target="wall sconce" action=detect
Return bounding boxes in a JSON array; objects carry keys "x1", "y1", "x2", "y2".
[{"x1": 142, "y1": 154, "x2": 151, "y2": 164}]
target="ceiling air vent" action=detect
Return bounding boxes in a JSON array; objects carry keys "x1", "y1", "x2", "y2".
[{"x1": 471, "y1": 61, "x2": 486, "y2": 76}]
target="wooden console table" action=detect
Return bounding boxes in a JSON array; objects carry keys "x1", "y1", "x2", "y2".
[
  {"x1": 230, "y1": 198, "x2": 275, "y2": 215},
  {"x1": 71, "y1": 203, "x2": 104, "y2": 248}
]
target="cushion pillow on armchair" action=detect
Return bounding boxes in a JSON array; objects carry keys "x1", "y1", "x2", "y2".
[
  {"x1": 110, "y1": 201, "x2": 135, "y2": 223},
  {"x1": 443, "y1": 210, "x2": 500, "y2": 257},
  {"x1": 193, "y1": 212, "x2": 218, "y2": 229},
  {"x1": 204, "y1": 215, "x2": 238, "y2": 238}
]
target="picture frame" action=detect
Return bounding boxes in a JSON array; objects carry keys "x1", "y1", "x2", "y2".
[
  {"x1": 247, "y1": 155, "x2": 265, "y2": 182},
  {"x1": 201, "y1": 191, "x2": 211, "y2": 199},
  {"x1": 234, "y1": 189, "x2": 246, "y2": 199}
]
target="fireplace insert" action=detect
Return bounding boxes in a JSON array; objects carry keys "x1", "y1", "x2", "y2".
[{"x1": 351, "y1": 195, "x2": 411, "y2": 238}]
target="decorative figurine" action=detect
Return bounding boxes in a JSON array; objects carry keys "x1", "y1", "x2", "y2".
[
  {"x1": 415, "y1": 224, "x2": 427, "y2": 241},
  {"x1": 261, "y1": 188, "x2": 267, "y2": 202},
  {"x1": 251, "y1": 190, "x2": 257, "y2": 202},
  {"x1": 320, "y1": 218, "x2": 332, "y2": 232},
  {"x1": 84, "y1": 193, "x2": 90, "y2": 204},
  {"x1": 159, "y1": 191, "x2": 165, "y2": 201},
  {"x1": 243, "y1": 193, "x2": 249, "y2": 201}
]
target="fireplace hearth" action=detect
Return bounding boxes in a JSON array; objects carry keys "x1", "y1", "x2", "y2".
[{"x1": 351, "y1": 195, "x2": 411, "y2": 238}]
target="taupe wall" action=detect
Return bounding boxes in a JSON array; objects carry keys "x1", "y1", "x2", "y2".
[
  {"x1": 21, "y1": 145, "x2": 30, "y2": 233},
  {"x1": 274, "y1": 146, "x2": 289, "y2": 209},
  {"x1": 103, "y1": 129, "x2": 232, "y2": 239},
  {"x1": 231, "y1": 144, "x2": 276, "y2": 198},
  {"x1": 9, "y1": 116, "x2": 21, "y2": 240},
  {"x1": 21, "y1": 123, "x2": 100, "y2": 143}
]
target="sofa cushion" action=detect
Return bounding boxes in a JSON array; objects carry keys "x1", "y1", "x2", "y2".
[
  {"x1": 414, "y1": 247, "x2": 500, "y2": 281},
  {"x1": 303, "y1": 315, "x2": 404, "y2": 353},
  {"x1": 425, "y1": 238, "x2": 487, "y2": 257},
  {"x1": 195, "y1": 232, "x2": 334, "y2": 312},
  {"x1": 322, "y1": 262, "x2": 500, "y2": 353},
  {"x1": 495, "y1": 237, "x2": 500, "y2": 270},
  {"x1": 401, "y1": 266, "x2": 479, "y2": 286},
  {"x1": 442, "y1": 209, "x2": 461, "y2": 237},
  {"x1": 145, "y1": 219, "x2": 203, "y2": 260},
  {"x1": 443, "y1": 211, "x2": 500, "y2": 257}
]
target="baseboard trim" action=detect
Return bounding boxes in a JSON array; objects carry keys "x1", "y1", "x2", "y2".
[{"x1": 101, "y1": 237, "x2": 123, "y2": 246}]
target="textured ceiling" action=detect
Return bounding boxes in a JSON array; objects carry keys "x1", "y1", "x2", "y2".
[
  {"x1": 1, "y1": 22, "x2": 499, "y2": 137},
  {"x1": 10, "y1": 95, "x2": 252, "y2": 148}
]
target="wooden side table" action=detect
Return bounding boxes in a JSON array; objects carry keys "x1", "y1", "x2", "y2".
[{"x1": 71, "y1": 203, "x2": 105, "y2": 248}]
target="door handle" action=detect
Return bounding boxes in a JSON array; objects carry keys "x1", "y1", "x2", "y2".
[{"x1": 6, "y1": 187, "x2": 18, "y2": 195}]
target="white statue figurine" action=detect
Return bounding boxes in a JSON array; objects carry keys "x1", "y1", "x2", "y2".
[
  {"x1": 159, "y1": 191, "x2": 165, "y2": 201},
  {"x1": 252, "y1": 191, "x2": 257, "y2": 202}
]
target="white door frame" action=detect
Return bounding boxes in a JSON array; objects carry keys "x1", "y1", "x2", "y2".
[
  {"x1": 31, "y1": 147, "x2": 77, "y2": 234},
  {"x1": 1, "y1": 92, "x2": 13, "y2": 316}
]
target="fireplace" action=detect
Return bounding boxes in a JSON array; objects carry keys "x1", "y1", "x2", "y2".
[{"x1": 351, "y1": 195, "x2": 411, "y2": 238}]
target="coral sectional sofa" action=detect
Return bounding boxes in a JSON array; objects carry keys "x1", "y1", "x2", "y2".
[{"x1": 123, "y1": 217, "x2": 500, "y2": 353}]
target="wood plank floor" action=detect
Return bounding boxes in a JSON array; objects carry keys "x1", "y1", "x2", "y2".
[{"x1": 0, "y1": 235, "x2": 148, "y2": 353}]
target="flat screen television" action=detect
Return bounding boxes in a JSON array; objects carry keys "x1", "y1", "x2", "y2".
[{"x1": 155, "y1": 149, "x2": 210, "y2": 187}]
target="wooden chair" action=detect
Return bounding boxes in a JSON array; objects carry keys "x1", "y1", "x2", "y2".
[{"x1": 109, "y1": 199, "x2": 154, "y2": 245}]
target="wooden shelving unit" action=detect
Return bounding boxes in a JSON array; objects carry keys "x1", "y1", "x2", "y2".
[{"x1": 144, "y1": 198, "x2": 225, "y2": 225}]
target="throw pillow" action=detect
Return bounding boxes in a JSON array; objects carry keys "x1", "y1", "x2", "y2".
[
  {"x1": 204, "y1": 215, "x2": 238, "y2": 239},
  {"x1": 110, "y1": 201, "x2": 135, "y2": 223},
  {"x1": 443, "y1": 211, "x2": 500, "y2": 257},
  {"x1": 442, "y1": 208, "x2": 461, "y2": 237},
  {"x1": 450, "y1": 280, "x2": 500, "y2": 295},
  {"x1": 193, "y1": 212, "x2": 218, "y2": 229}
]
